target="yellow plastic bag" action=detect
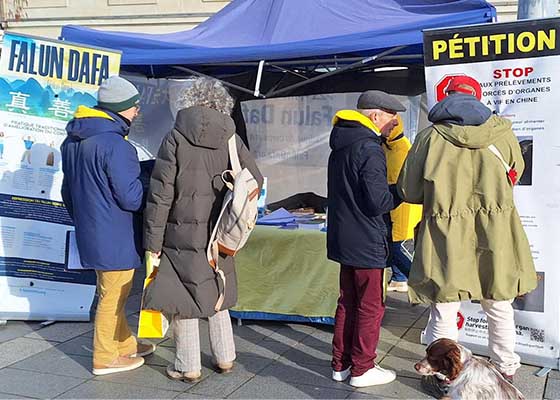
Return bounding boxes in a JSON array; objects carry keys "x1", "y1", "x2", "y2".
[{"x1": 138, "y1": 252, "x2": 169, "y2": 338}]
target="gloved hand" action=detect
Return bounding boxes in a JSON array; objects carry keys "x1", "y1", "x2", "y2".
[{"x1": 145, "y1": 251, "x2": 161, "y2": 277}]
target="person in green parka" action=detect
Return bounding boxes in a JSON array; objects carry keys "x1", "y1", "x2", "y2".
[{"x1": 397, "y1": 75, "x2": 537, "y2": 398}]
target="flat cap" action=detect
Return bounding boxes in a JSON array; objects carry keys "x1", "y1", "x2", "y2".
[{"x1": 357, "y1": 90, "x2": 406, "y2": 112}]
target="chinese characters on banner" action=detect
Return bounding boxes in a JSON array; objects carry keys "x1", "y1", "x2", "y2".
[
  {"x1": 126, "y1": 74, "x2": 174, "y2": 161},
  {"x1": 423, "y1": 18, "x2": 560, "y2": 368},
  {"x1": 0, "y1": 33, "x2": 121, "y2": 321}
]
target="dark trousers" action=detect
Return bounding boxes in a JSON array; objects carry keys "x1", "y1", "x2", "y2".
[
  {"x1": 332, "y1": 265, "x2": 385, "y2": 377},
  {"x1": 389, "y1": 241, "x2": 412, "y2": 282}
]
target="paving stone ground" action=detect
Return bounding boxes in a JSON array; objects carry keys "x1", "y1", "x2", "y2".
[{"x1": 0, "y1": 273, "x2": 552, "y2": 399}]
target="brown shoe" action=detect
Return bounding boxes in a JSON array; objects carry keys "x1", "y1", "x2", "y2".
[
  {"x1": 124, "y1": 342, "x2": 156, "y2": 358},
  {"x1": 215, "y1": 361, "x2": 234, "y2": 374},
  {"x1": 166, "y1": 364, "x2": 201, "y2": 382},
  {"x1": 92, "y1": 356, "x2": 145, "y2": 376}
]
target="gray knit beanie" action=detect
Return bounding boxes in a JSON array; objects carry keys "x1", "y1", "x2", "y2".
[{"x1": 97, "y1": 76, "x2": 140, "y2": 113}]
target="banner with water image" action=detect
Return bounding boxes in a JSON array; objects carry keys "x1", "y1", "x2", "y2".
[{"x1": 0, "y1": 33, "x2": 121, "y2": 321}]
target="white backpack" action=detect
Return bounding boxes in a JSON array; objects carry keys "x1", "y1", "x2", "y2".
[{"x1": 207, "y1": 134, "x2": 259, "y2": 311}]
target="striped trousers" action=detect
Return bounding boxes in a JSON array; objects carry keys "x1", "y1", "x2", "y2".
[{"x1": 173, "y1": 310, "x2": 236, "y2": 373}]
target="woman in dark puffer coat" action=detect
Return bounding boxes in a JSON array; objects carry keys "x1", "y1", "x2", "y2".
[{"x1": 143, "y1": 78, "x2": 263, "y2": 382}]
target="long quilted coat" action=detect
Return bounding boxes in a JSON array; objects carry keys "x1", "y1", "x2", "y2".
[{"x1": 143, "y1": 106, "x2": 263, "y2": 318}]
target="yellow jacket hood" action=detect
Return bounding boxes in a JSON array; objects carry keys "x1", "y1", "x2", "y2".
[
  {"x1": 73, "y1": 105, "x2": 114, "y2": 121},
  {"x1": 332, "y1": 110, "x2": 381, "y2": 135}
]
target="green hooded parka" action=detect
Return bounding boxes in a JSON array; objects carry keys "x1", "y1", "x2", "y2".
[{"x1": 397, "y1": 94, "x2": 537, "y2": 304}]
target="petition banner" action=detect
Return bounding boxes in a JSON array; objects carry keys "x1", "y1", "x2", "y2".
[
  {"x1": 423, "y1": 18, "x2": 560, "y2": 368},
  {"x1": 0, "y1": 33, "x2": 121, "y2": 321}
]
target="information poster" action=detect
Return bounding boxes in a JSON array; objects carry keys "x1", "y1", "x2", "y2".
[
  {"x1": 423, "y1": 18, "x2": 560, "y2": 368},
  {"x1": 242, "y1": 93, "x2": 421, "y2": 203},
  {"x1": 0, "y1": 33, "x2": 121, "y2": 321}
]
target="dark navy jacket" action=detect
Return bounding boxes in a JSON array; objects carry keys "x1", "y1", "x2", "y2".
[
  {"x1": 327, "y1": 110, "x2": 401, "y2": 269},
  {"x1": 61, "y1": 106, "x2": 144, "y2": 270}
]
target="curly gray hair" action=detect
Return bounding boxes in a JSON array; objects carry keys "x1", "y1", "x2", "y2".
[{"x1": 174, "y1": 77, "x2": 235, "y2": 116}]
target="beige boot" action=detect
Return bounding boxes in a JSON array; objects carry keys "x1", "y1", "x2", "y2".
[
  {"x1": 215, "y1": 361, "x2": 234, "y2": 374},
  {"x1": 166, "y1": 364, "x2": 202, "y2": 383}
]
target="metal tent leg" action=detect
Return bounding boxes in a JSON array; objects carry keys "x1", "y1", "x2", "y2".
[{"x1": 535, "y1": 367, "x2": 551, "y2": 377}]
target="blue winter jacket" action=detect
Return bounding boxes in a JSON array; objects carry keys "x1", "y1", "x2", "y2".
[
  {"x1": 61, "y1": 106, "x2": 144, "y2": 270},
  {"x1": 327, "y1": 110, "x2": 401, "y2": 269}
]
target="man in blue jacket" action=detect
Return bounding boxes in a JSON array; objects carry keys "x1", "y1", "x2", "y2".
[
  {"x1": 61, "y1": 76, "x2": 155, "y2": 376},
  {"x1": 327, "y1": 90, "x2": 404, "y2": 388}
]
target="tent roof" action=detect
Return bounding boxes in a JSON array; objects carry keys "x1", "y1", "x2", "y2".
[{"x1": 60, "y1": 0, "x2": 496, "y2": 67}]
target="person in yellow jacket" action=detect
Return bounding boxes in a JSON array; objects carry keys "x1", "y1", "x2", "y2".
[{"x1": 382, "y1": 115, "x2": 422, "y2": 292}]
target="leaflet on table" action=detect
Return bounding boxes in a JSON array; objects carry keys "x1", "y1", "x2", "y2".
[
  {"x1": 256, "y1": 207, "x2": 296, "y2": 225},
  {"x1": 423, "y1": 18, "x2": 560, "y2": 368},
  {"x1": 297, "y1": 219, "x2": 326, "y2": 231},
  {"x1": 0, "y1": 33, "x2": 121, "y2": 320}
]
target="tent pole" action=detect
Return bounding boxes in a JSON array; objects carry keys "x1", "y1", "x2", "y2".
[
  {"x1": 265, "y1": 45, "x2": 409, "y2": 98},
  {"x1": 172, "y1": 66, "x2": 266, "y2": 98},
  {"x1": 254, "y1": 60, "x2": 265, "y2": 97},
  {"x1": 200, "y1": 54, "x2": 423, "y2": 68},
  {"x1": 267, "y1": 64, "x2": 308, "y2": 80}
]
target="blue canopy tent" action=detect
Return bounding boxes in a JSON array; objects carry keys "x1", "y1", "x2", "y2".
[
  {"x1": 60, "y1": 0, "x2": 496, "y2": 325},
  {"x1": 60, "y1": 0, "x2": 496, "y2": 99}
]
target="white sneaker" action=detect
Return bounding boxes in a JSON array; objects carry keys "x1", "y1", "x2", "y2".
[
  {"x1": 332, "y1": 366, "x2": 351, "y2": 382},
  {"x1": 349, "y1": 366, "x2": 396, "y2": 387},
  {"x1": 92, "y1": 356, "x2": 145, "y2": 376},
  {"x1": 387, "y1": 281, "x2": 408, "y2": 293}
]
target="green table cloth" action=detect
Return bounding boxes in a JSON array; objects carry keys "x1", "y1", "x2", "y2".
[{"x1": 231, "y1": 226, "x2": 340, "y2": 319}]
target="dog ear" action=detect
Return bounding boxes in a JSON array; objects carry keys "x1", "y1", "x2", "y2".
[{"x1": 445, "y1": 347, "x2": 463, "y2": 381}]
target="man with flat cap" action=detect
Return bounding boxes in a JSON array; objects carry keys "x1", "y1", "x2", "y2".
[{"x1": 327, "y1": 90, "x2": 404, "y2": 387}]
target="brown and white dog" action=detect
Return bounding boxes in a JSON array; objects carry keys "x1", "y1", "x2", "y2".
[{"x1": 415, "y1": 338, "x2": 524, "y2": 400}]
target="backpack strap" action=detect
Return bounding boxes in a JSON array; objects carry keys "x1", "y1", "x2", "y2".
[
  {"x1": 207, "y1": 137, "x2": 239, "y2": 267},
  {"x1": 228, "y1": 135, "x2": 242, "y2": 174},
  {"x1": 206, "y1": 194, "x2": 232, "y2": 312},
  {"x1": 205, "y1": 135, "x2": 242, "y2": 312},
  {"x1": 488, "y1": 144, "x2": 518, "y2": 185},
  {"x1": 488, "y1": 144, "x2": 511, "y2": 173},
  {"x1": 207, "y1": 235, "x2": 227, "y2": 312}
]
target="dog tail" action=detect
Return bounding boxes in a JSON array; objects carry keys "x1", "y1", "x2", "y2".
[
  {"x1": 478, "y1": 357, "x2": 524, "y2": 400},
  {"x1": 494, "y1": 368, "x2": 525, "y2": 400}
]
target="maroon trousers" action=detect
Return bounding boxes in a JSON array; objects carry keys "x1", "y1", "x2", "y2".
[{"x1": 332, "y1": 265, "x2": 385, "y2": 377}]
